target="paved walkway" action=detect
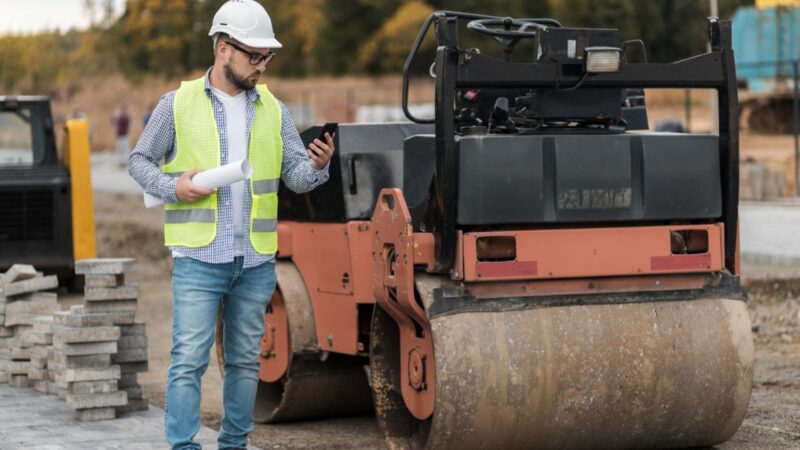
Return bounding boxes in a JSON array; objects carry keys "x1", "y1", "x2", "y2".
[
  {"x1": 740, "y1": 201, "x2": 800, "y2": 266},
  {"x1": 0, "y1": 384, "x2": 232, "y2": 450}
]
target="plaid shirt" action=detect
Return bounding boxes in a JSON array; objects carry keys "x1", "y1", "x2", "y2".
[{"x1": 128, "y1": 69, "x2": 329, "y2": 268}]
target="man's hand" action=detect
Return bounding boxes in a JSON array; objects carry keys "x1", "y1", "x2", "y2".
[
  {"x1": 308, "y1": 132, "x2": 335, "y2": 170},
  {"x1": 176, "y1": 169, "x2": 215, "y2": 203}
]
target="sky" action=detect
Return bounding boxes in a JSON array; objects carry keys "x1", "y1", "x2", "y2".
[{"x1": 0, "y1": 0, "x2": 126, "y2": 35}]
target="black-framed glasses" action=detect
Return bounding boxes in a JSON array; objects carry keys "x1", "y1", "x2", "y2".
[{"x1": 225, "y1": 41, "x2": 276, "y2": 66}]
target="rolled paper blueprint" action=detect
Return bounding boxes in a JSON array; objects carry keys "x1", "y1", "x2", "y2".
[{"x1": 143, "y1": 159, "x2": 253, "y2": 208}]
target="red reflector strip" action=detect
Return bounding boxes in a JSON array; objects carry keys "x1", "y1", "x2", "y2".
[
  {"x1": 475, "y1": 261, "x2": 538, "y2": 278},
  {"x1": 650, "y1": 254, "x2": 712, "y2": 271}
]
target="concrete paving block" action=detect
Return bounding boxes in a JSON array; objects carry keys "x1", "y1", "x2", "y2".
[
  {"x1": 13, "y1": 325, "x2": 33, "y2": 339},
  {"x1": 33, "y1": 380, "x2": 48, "y2": 393},
  {"x1": 11, "y1": 347, "x2": 31, "y2": 360},
  {"x1": 53, "y1": 326, "x2": 120, "y2": 344},
  {"x1": 119, "y1": 323, "x2": 146, "y2": 337},
  {"x1": 11, "y1": 324, "x2": 33, "y2": 348},
  {"x1": 67, "y1": 390, "x2": 127, "y2": 409},
  {"x1": 8, "y1": 361, "x2": 30, "y2": 375},
  {"x1": 56, "y1": 307, "x2": 134, "y2": 326},
  {"x1": 61, "y1": 365, "x2": 120, "y2": 383},
  {"x1": 117, "y1": 335, "x2": 147, "y2": 349},
  {"x1": 6, "y1": 299, "x2": 59, "y2": 317},
  {"x1": 84, "y1": 285, "x2": 139, "y2": 302},
  {"x1": 69, "y1": 379, "x2": 118, "y2": 395},
  {"x1": 28, "y1": 367, "x2": 45, "y2": 381},
  {"x1": 84, "y1": 274, "x2": 125, "y2": 288},
  {"x1": 4, "y1": 276, "x2": 58, "y2": 297},
  {"x1": 119, "y1": 361, "x2": 148, "y2": 374},
  {"x1": 6, "y1": 305, "x2": 59, "y2": 327},
  {"x1": 53, "y1": 353, "x2": 111, "y2": 369},
  {"x1": 75, "y1": 258, "x2": 136, "y2": 275},
  {"x1": 53, "y1": 310, "x2": 113, "y2": 327},
  {"x1": 28, "y1": 332, "x2": 52, "y2": 346},
  {"x1": 0, "y1": 264, "x2": 37, "y2": 286},
  {"x1": 55, "y1": 341, "x2": 117, "y2": 356},
  {"x1": 13, "y1": 292, "x2": 57, "y2": 305},
  {"x1": 75, "y1": 406, "x2": 116, "y2": 421},
  {"x1": 11, "y1": 375, "x2": 30, "y2": 388},
  {"x1": 120, "y1": 385, "x2": 142, "y2": 399},
  {"x1": 111, "y1": 348, "x2": 147, "y2": 364},
  {"x1": 30, "y1": 356, "x2": 47, "y2": 369},
  {"x1": 116, "y1": 397, "x2": 149, "y2": 414},
  {"x1": 118, "y1": 373, "x2": 137, "y2": 388},
  {"x1": 18, "y1": 335, "x2": 35, "y2": 349},
  {"x1": 6, "y1": 313, "x2": 36, "y2": 327},
  {"x1": 32, "y1": 316, "x2": 54, "y2": 333},
  {"x1": 30, "y1": 345, "x2": 48, "y2": 358},
  {"x1": 83, "y1": 300, "x2": 137, "y2": 314},
  {"x1": 105, "y1": 310, "x2": 136, "y2": 325}
]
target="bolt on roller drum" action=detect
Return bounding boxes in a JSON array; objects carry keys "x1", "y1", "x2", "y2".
[{"x1": 371, "y1": 280, "x2": 753, "y2": 449}]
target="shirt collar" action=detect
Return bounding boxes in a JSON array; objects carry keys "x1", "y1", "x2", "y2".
[{"x1": 204, "y1": 67, "x2": 260, "y2": 103}]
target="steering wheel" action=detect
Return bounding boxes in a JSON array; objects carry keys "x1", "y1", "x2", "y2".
[{"x1": 467, "y1": 18, "x2": 552, "y2": 59}]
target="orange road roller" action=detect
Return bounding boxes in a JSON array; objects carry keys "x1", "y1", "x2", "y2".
[{"x1": 219, "y1": 11, "x2": 753, "y2": 449}]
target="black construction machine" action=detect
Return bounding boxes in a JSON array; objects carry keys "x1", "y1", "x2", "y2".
[
  {"x1": 0, "y1": 96, "x2": 96, "y2": 280},
  {"x1": 220, "y1": 11, "x2": 753, "y2": 449}
]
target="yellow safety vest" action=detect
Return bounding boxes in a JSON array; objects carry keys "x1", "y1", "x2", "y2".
[{"x1": 164, "y1": 77, "x2": 283, "y2": 254}]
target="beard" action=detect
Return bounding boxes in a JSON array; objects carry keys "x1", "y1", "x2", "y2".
[{"x1": 224, "y1": 62, "x2": 260, "y2": 91}]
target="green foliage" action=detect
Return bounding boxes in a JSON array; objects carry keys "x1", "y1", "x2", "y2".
[
  {"x1": 0, "y1": 0, "x2": 759, "y2": 89},
  {"x1": 352, "y1": 1, "x2": 437, "y2": 74},
  {"x1": 314, "y1": 0, "x2": 398, "y2": 75}
]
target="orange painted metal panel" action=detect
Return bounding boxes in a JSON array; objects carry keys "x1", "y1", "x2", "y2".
[
  {"x1": 276, "y1": 222, "x2": 293, "y2": 257},
  {"x1": 280, "y1": 221, "x2": 375, "y2": 355},
  {"x1": 465, "y1": 274, "x2": 709, "y2": 300},
  {"x1": 347, "y1": 221, "x2": 377, "y2": 304},
  {"x1": 462, "y1": 224, "x2": 725, "y2": 282}
]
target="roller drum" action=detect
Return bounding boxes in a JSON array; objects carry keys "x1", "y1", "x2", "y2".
[{"x1": 373, "y1": 295, "x2": 753, "y2": 449}]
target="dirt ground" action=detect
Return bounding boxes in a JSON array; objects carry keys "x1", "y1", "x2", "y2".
[{"x1": 91, "y1": 191, "x2": 800, "y2": 449}]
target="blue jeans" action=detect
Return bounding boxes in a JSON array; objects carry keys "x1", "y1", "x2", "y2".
[{"x1": 165, "y1": 257, "x2": 276, "y2": 450}]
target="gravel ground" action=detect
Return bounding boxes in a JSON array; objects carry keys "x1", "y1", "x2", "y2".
[{"x1": 91, "y1": 192, "x2": 800, "y2": 450}]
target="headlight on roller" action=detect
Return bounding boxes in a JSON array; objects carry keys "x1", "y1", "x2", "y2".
[{"x1": 584, "y1": 47, "x2": 622, "y2": 73}]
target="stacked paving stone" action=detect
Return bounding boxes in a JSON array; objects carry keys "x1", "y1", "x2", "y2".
[
  {"x1": 29, "y1": 316, "x2": 55, "y2": 394},
  {"x1": 0, "y1": 266, "x2": 60, "y2": 388},
  {"x1": 76, "y1": 258, "x2": 149, "y2": 414},
  {"x1": 0, "y1": 265, "x2": 40, "y2": 383},
  {"x1": 52, "y1": 305, "x2": 127, "y2": 421}
]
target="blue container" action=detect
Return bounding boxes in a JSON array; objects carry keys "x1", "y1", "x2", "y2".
[{"x1": 733, "y1": 6, "x2": 800, "y2": 91}]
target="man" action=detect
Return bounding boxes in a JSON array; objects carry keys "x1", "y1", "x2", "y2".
[
  {"x1": 112, "y1": 103, "x2": 130, "y2": 167},
  {"x1": 128, "y1": 1, "x2": 335, "y2": 449}
]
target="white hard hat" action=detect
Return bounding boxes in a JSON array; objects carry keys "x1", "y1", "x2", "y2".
[{"x1": 208, "y1": 0, "x2": 282, "y2": 49}]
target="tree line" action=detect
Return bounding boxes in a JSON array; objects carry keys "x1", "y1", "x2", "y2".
[{"x1": 0, "y1": 0, "x2": 754, "y2": 93}]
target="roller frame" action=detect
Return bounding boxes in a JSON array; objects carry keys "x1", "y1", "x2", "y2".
[{"x1": 371, "y1": 188, "x2": 436, "y2": 420}]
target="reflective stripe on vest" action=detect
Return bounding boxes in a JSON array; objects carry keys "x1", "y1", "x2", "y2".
[
  {"x1": 165, "y1": 209, "x2": 215, "y2": 224},
  {"x1": 164, "y1": 77, "x2": 283, "y2": 254}
]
